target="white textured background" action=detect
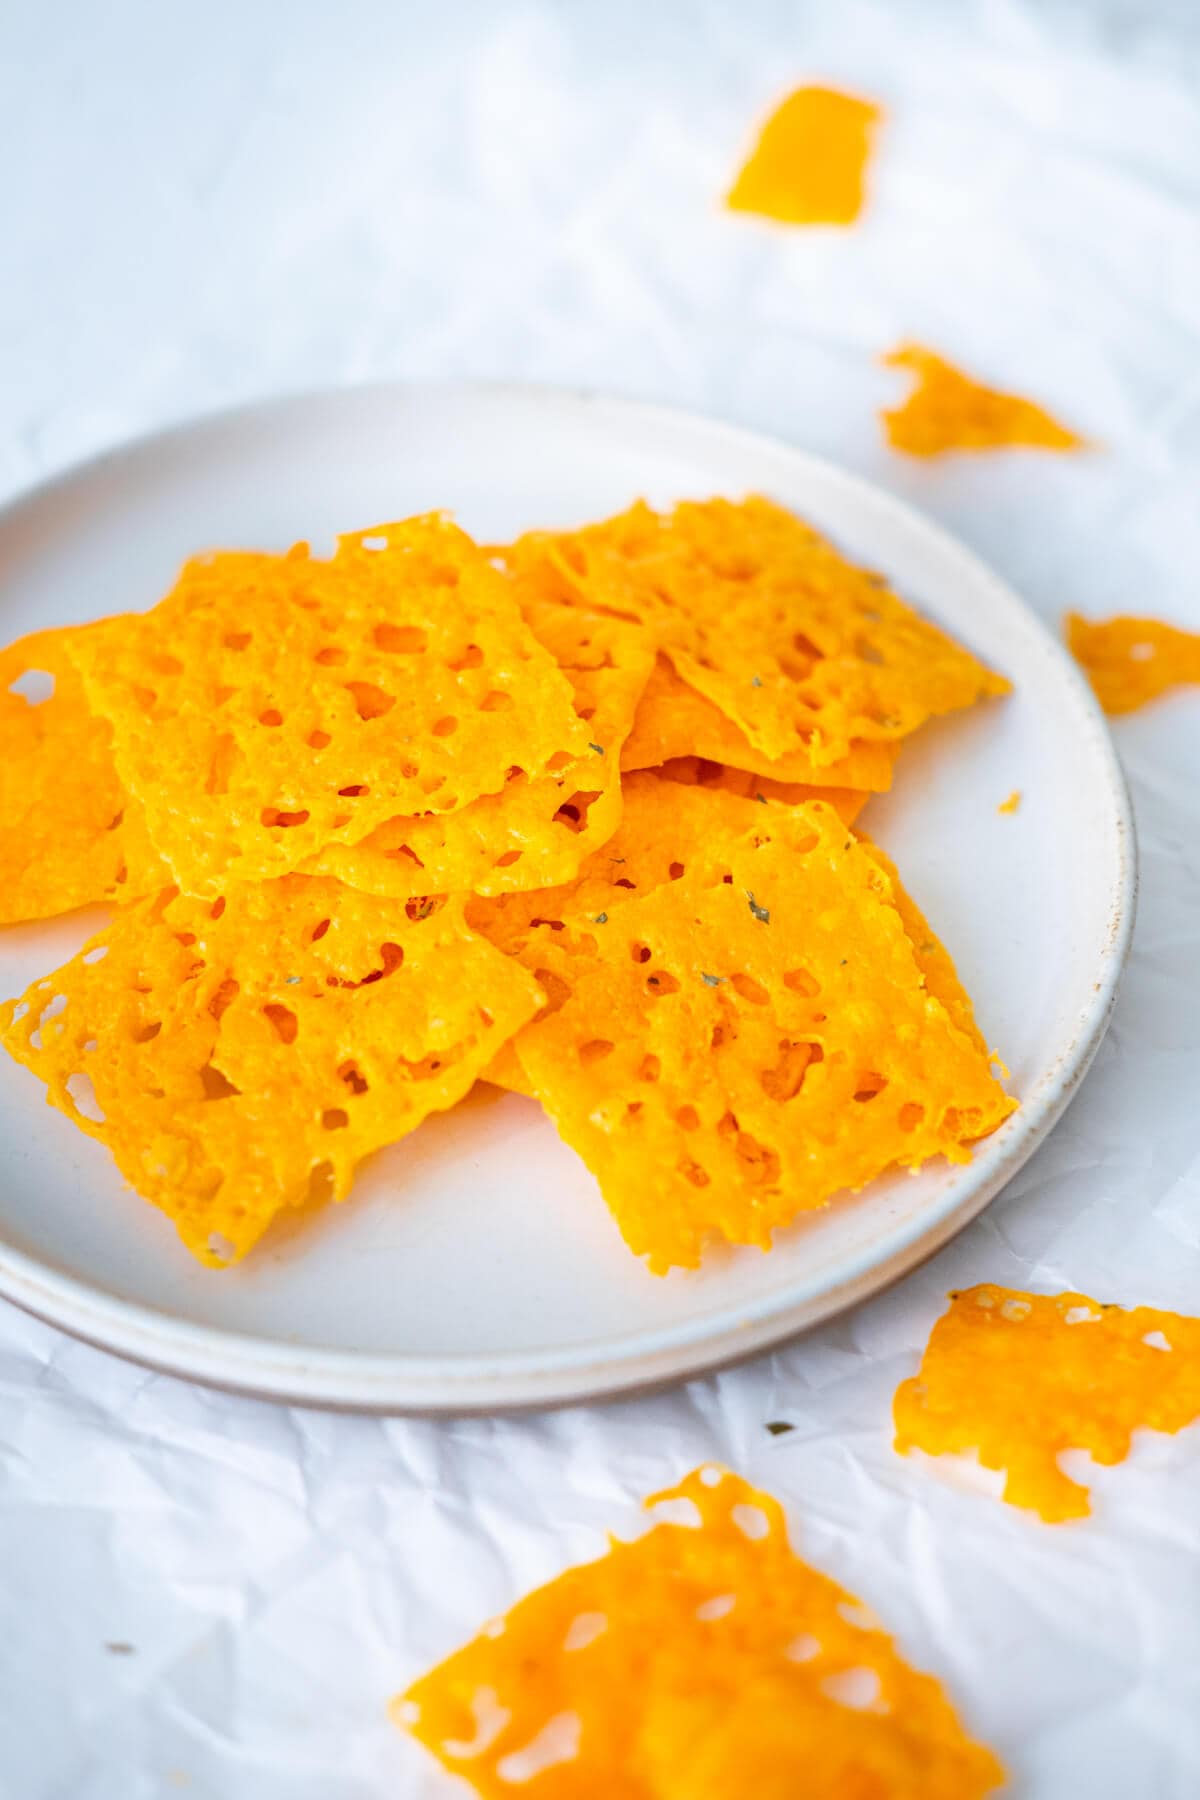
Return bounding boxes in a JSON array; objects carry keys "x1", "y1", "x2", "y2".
[{"x1": 4, "y1": 2, "x2": 1200, "y2": 1795}]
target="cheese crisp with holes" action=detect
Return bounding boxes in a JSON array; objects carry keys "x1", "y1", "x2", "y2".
[
  {"x1": 0, "y1": 879, "x2": 542, "y2": 1265},
  {"x1": 395, "y1": 1465, "x2": 1004, "y2": 1798},
  {"x1": 475, "y1": 779, "x2": 1013, "y2": 1271},
  {"x1": 503, "y1": 496, "x2": 1007, "y2": 768},
  {"x1": 66, "y1": 517, "x2": 588, "y2": 893},
  {"x1": 895, "y1": 1285, "x2": 1200, "y2": 1522},
  {"x1": 306, "y1": 601, "x2": 654, "y2": 898},
  {"x1": 473, "y1": 774, "x2": 988, "y2": 1079},
  {"x1": 0, "y1": 627, "x2": 164, "y2": 923}
]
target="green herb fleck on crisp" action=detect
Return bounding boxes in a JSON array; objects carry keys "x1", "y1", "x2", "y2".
[
  {"x1": 701, "y1": 972, "x2": 722, "y2": 987},
  {"x1": 751, "y1": 674, "x2": 763, "y2": 688},
  {"x1": 747, "y1": 891, "x2": 770, "y2": 924},
  {"x1": 765, "y1": 1420, "x2": 794, "y2": 1437},
  {"x1": 756, "y1": 791, "x2": 767, "y2": 804},
  {"x1": 593, "y1": 912, "x2": 608, "y2": 924},
  {"x1": 588, "y1": 742, "x2": 605, "y2": 756},
  {"x1": 285, "y1": 976, "x2": 302, "y2": 986},
  {"x1": 840, "y1": 958, "x2": 848, "y2": 966}
]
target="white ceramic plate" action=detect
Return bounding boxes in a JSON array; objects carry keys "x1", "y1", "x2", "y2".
[{"x1": 0, "y1": 384, "x2": 1134, "y2": 1411}]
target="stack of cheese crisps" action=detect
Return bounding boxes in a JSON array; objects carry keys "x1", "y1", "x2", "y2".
[{"x1": 0, "y1": 499, "x2": 1015, "y2": 1271}]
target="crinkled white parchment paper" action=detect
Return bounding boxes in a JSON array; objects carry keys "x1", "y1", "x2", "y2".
[{"x1": 2, "y1": 2, "x2": 1200, "y2": 1794}]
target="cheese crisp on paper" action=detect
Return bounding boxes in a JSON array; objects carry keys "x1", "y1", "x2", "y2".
[
  {"x1": 397, "y1": 1465, "x2": 1003, "y2": 1799},
  {"x1": 896, "y1": 1286, "x2": 1200, "y2": 1521}
]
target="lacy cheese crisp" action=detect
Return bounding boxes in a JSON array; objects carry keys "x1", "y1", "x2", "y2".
[
  {"x1": 66, "y1": 518, "x2": 587, "y2": 892},
  {"x1": 882, "y1": 345, "x2": 1084, "y2": 458},
  {"x1": 0, "y1": 627, "x2": 164, "y2": 924},
  {"x1": 1066, "y1": 612, "x2": 1200, "y2": 715},
  {"x1": 895, "y1": 1286, "x2": 1200, "y2": 1522},
  {"x1": 478, "y1": 783, "x2": 1013, "y2": 1270},
  {"x1": 0, "y1": 877, "x2": 542, "y2": 1265},
  {"x1": 727, "y1": 86, "x2": 883, "y2": 226},
  {"x1": 396, "y1": 1465, "x2": 1004, "y2": 1799},
  {"x1": 305, "y1": 600, "x2": 654, "y2": 898},
  {"x1": 504, "y1": 498, "x2": 1008, "y2": 768},
  {"x1": 475, "y1": 776, "x2": 983, "y2": 1035}
]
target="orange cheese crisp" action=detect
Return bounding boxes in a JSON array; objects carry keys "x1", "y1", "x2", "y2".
[
  {"x1": 396, "y1": 1464, "x2": 1004, "y2": 1799},
  {"x1": 894, "y1": 1286, "x2": 1200, "y2": 1522},
  {"x1": 475, "y1": 776, "x2": 984, "y2": 1036},
  {"x1": 727, "y1": 86, "x2": 883, "y2": 226},
  {"x1": 1066, "y1": 612, "x2": 1200, "y2": 715},
  {"x1": 469, "y1": 771, "x2": 761, "y2": 959},
  {"x1": 882, "y1": 345, "x2": 1084, "y2": 457},
  {"x1": 479, "y1": 784, "x2": 1013, "y2": 1270},
  {"x1": 622, "y1": 657, "x2": 898, "y2": 792},
  {"x1": 504, "y1": 498, "x2": 1008, "y2": 769},
  {"x1": 305, "y1": 600, "x2": 654, "y2": 898},
  {"x1": 66, "y1": 517, "x2": 588, "y2": 893},
  {"x1": 0, "y1": 628, "x2": 164, "y2": 923},
  {"x1": 0, "y1": 877, "x2": 542, "y2": 1265},
  {"x1": 997, "y1": 790, "x2": 1021, "y2": 815}
]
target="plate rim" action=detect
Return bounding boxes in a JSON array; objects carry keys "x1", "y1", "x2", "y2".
[{"x1": 0, "y1": 379, "x2": 1138, "y2": 1411}]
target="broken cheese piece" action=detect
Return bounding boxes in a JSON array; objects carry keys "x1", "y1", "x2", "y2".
[
  {"x1": 883, "y1": 345, "x2": 1084, "y2": 458},
  {"x1": 1066, "y1": 612, "x2": 1200, "y2": 715},
  {"x1": 727, "y1": 86, "x2": 883, "y2": 226},
  {"x1": 895, "y1": 1285, "x2": 1200, "y2": 1521}
]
